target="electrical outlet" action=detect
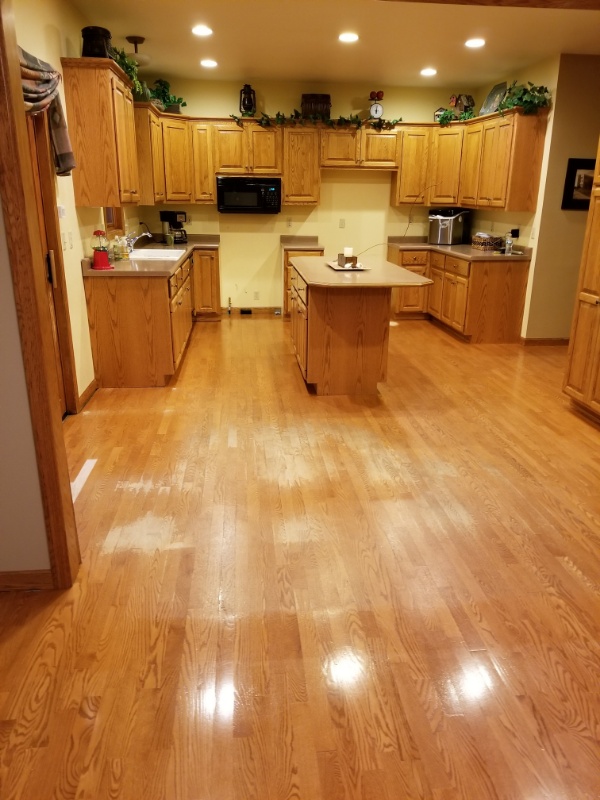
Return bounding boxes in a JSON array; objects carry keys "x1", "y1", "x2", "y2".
[
  {"x1": 287, "y1": 217, "x2": 292, "y2": 228},
  {"x1": 61, "y1": 232, "x2": 67, "y2": 251},
  {"x1": 254, "y1": 291, "x2": 259, "y2": 301},
  {"x1": 68, "y1": 231, "x2": 73, "y2": 249},
  {"x1": 339, "y1": 219, "x2": 345, "y2": 229},
  {"x1": 531, "y1": 227, "x2": 536, "y2": 240}
]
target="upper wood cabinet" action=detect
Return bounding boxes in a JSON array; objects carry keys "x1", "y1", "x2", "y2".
[
  {"x1": 321, "y1": 127, "x2": 399, "y2": 168},
  {"x1": 61, "y1": 58, "x2": 140, "y2": 207},
  {"x1": 191, "y1": 122, "x2": 215, "y2": 203},
  {"x1": 213, "y1": 122, "x2": 282, "y2": 174},
  {"x1": 282, "y1": 127, "x2": 321, "y2": 205},
  {"x1": 134, "y1": 105, "x2": 166, "y2": 205},
  {"x1": 459, "y1": 110, "x2": 548, "y2": 212},
  {"x1": 391, "y1": 127, "x2": 430, "y2": 205},
  {"x1": 427, "y1": 125, "x2": 464, "y2": 206},
  {"x1": 162, "y1": 117, "x2": 193, "y2": 202}
]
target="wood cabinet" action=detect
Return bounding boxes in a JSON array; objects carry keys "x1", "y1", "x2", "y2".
[
  {"x1": 162, "y1": 117, "x2": 193, "y2": 202},
  {"x1": 459, "y1": 110, "x2": 548, "y2": 212},
  {"x1": 192, "y1": 249, "x2": 221, "y2": 317},
  {"x1": 84, "y1": 257, "x2": 193, "y2": 387},
  {"x1": 563, "y1": 187, "x2": 600, "y2": 416},
  {"x1": 290, "y1": 270, "x2": 308, "y2": 378},
  {"x1": 391, "y1": 127, "x2": 430, "y2": 205},
  {"x1": 321, "y1": 127, "x2": 399, "y2": 168},
  {"x1": 282, "y1": 248, "x2": 324, "y2": 315},
  {"x1": 282, "y1": 127, "x2": 321, "y2": 204},
  {"x1": 387, "y1": 248, "x2": 429, "y2": 317},
  {"x1": 191, "y1": 122, "x2": 215, "y2": 202},
  {"x1": 426, "y1": 251, "x2": 529, "y2": 342},
  {"x1": 134, "y1": 105, "x2": 166, "y2": 205},
  {"x1": 427, "y1": 125, "x2": 464, "y2": 205},
  {"x1": 213, "y1": 122, "x2": 282, "y2": 174},
  {"x1": 61, "y1": 58, "x2": 140, "y2": 207}
]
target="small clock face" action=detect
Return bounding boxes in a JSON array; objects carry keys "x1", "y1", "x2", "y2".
[{"x1": 370, "y1": 102, "x2": 384, "y2": 119}]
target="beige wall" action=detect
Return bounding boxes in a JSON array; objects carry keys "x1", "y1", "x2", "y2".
[
  {"x1": 0, "y1": 202, "x2": 50, "y2": 571},
  {"x1": 14, "y1": 0, "x2": 97, "y2": 395}
]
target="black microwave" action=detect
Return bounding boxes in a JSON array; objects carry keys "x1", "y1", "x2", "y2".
[{"x1": 216, "y1": 176, "x2": 281, "y2": 214}]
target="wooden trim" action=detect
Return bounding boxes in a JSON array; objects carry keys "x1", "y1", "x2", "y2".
[
  {"x1": 521, "y1": 337, "x2": 570, "y2": 346},
  {"x1": 378, "y1": 0, "x2": 600, "y2": 8},
  {"x1": 223, "y1": 307, "x2": 280, "y2": 317},
  {"x1": 76, "y1": 377, "x2": 97, "y2": 412},
  {"x1": 31, "y1": 113, "x2": 79, "y2": 414},
  {"x1": 0, "y1": 570, "x2": 54, "y2": 591},
  {"x1": 0, "y1": 0, "x2": 80, "y2": 588}
]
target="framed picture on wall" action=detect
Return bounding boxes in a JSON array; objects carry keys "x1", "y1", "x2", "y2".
[{"x1": 561, "y1": 158, "x2": 595, "y2": 210}]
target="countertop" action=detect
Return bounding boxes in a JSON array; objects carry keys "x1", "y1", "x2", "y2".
[
  {"x1": 290, "y1": 256, "x2": 432, "y2": 288},
  {"x1": 387, "y1": 238, "x2": 532, "y2": 262},
  {"x1": 82, "y1": 235, "x2": 220, "y2": 278}
]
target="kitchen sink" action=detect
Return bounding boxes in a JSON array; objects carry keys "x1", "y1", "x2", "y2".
[{"x1": 130, "y1": 249, "x2": 186, "y2": 260}]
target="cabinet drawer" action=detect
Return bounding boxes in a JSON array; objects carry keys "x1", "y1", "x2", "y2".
[
  {"x1": 430, "y1": 251, "x2": 445, "y2": 269},
  {"x1": 444, "y1": 256, "x2": 470, "y2": 278},
  {"x1": 401, "y1": 250, "x2": 428, "y2": 267},
  {"x1": 294, "y1": 270, "x2": 308, "y2": 305},
  {"x1": 169, "y1": 270, "x2": 180, "y2": 297}
]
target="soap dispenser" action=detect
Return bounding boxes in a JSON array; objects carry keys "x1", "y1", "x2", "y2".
[{"x1": 505, "y1": 231, "x2": 513, "y2": 256}]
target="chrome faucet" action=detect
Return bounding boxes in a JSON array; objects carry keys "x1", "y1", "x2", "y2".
[{"x1": 126, "y1": 223, "x2": 153, "y2": 252}]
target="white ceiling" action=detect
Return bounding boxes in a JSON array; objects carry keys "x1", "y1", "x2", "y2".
[{"x1": 68, "y1": 0, "x2": 600, "y2": 89}]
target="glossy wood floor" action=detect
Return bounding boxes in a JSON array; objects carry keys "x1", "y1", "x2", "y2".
[{"x1": 2, "y1": 318, "x2": 600, "y2": 800}]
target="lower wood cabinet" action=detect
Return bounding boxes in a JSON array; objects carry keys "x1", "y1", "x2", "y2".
[
  {"x1": 282, "y1": 248, "x2": 324, "y2": 315},
  {"x1": 84, "y1": 257, "x2": 193, "y2": 387},
  {"x1": 193, "y1": 249, "x2": 221, "y2": 317},
  {"x1": 290, "y1": 272, "x2": 308, "y2": 378},
  {"x1": 387, "y1": 248, "x2": 429, "y2": 317}
]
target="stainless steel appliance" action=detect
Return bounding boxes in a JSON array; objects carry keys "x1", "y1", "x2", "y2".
[
  {"x1": 159, "y1": 210, "x2": 188, "y2": 243},
  {"x1": 428, "y1": 208, "x2": 469, "y2": 245},
  {"x1": 216, "y1": 176, "x2": 281, "y2": 214}
]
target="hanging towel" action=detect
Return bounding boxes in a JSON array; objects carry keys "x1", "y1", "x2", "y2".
[{"x1": 18, "y1": 46, "x2": 76, "y2": 176}]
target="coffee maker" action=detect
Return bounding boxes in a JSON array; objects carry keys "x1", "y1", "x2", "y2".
[{"x1": 159, "y1": 210, "x2": 188, "y2": 244}]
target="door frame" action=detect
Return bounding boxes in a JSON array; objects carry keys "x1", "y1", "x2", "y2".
[{"x1": 0, "y1": 0, "x2": 80, "y2": 589}]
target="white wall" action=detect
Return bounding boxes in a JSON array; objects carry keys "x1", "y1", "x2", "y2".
[{"x1": 0, "y1": 204, "x2": 50, "y2": 572}]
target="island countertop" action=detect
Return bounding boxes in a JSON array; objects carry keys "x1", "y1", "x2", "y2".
[{"x1": 290, "y1": 256, "x2": 432, "y2": 288}]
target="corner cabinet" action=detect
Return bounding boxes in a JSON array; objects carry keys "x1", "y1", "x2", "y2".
[
  {"x1": 391, "y1": 127, "x2": 430, "y2": 205},
  {"x1": 84, "y1": 257, "x2": 193, "y2": 388},
  {"x1": 282, "y1": 127, "x2": 321, "y2": 205},
  {"x1": 134, "y1": 105, "x2": 166, "y2": 204},
  {"x1": 563, "y1": 186, "x2": 600, "y2": 416},
  {"x1": 61, "y1": 58, "x2": 139, "y2": 207}
]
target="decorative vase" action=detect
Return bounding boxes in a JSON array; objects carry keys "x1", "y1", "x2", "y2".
[{"x1": 81, "y1": 26, "x2": 112, "y2": 59}]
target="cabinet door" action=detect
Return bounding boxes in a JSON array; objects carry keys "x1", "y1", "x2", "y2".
[
  {"x1": 283, "y1": 128, "x2": 320, "y2": 204},
  {"x1": 478, "y1": 117, "x2": 513, "y2": 207},
  {"x1": 163, "y1": 118, "x2": 192, "y2": 202},
  {"x1": 428, "y1": 266, "x2": 444, "y2": 319},
  {"x1": 296, "y1": 298, "x2": 308, "y2": 378},
  {"x1": 441, "y1": 272, "x2": 468, "y2": 331},
  {"x1": 458, "y1": 122, "x2": 482, "y2": 207},
  {"x1": 428, "y1": 126, "x2": 464, "y2": 205},
  {"x1": 248, "y1": 125, "x2": 282, "y2": 173},
  {"x1": 193, "y1": 250, "x2": 221, "y2": 315},
  {"x1": 171, "y1": 276, "x2": 193, "y2": 369},
  {"x1": 213, "y1": 123, "x2": 246, "y2": 172},
  {"x1": 360, "y1": 129, "x2": 399, "y2": 168},
  {"x1": 191, "y1": 122, "x2": 215, "y2": 202},
  {"x1": 394, "y1": 267, "x2": 429, "y2": 314},
  {"x1": 111, "y1": 77, "x2": 139, "y2": 204},
  {"x1": 578, "y1": 189, "x2": 600, "y2": 295},
  {"x1": 149, "y1": 113, "x2": 166, "y2": 203},
  {"x1": 283, "y1": 250, "x2": 323, "y2": 315},
  {"x1": 392, "y1": 127, "x2": 429, "y2": 205},
  {"x1": 321, "y1": 129, "x2": 360, "y2": 166}
]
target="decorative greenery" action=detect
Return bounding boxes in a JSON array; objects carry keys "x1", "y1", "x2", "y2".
[
  {"x1": 149, "y1": 79, "x2": 187, "y2": 110},
  {"x1": 497, "y1": 81, "x2": 551, "y2": 115},
  {"x1": 459, "y1": 108, "x2": 475, "y2": 121},
  {"x1": 109, "y1": 47, "x2": 143, "y2": 96},
  {"x1": 229, "y1": 111, "x2": 402, "y2": 130},
  {"x1": 437, "y1": 109, "x2": 457, "y2": 127}
]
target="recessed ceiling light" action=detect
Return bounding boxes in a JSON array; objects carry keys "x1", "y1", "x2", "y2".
[
  {"x1": 465, "y1": 38, "x2": 485, "y2": 48},
  {"x1": 192, "y1": 24, "x2": 213, "y2": 37},
  {"x1": 339, "y1": 32, "x2": 359, "y2": 43},
  {"x1": 421, "y1": 67, "x2": 437, "y2": 77},
  {"x1": 200, "y1": 59, "x2": 217, "y2": 68}
]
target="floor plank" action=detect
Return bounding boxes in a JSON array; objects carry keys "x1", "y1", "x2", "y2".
[{"x1": 2, "y1": 317, "x2": 600, "y2": 799}]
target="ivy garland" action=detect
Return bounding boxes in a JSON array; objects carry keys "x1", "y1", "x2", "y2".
[{"x1": 230, "y1": 110, "x2": 402, "y2": 130}]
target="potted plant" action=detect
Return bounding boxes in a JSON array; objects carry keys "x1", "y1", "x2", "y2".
[
  {"x1": 497, "y1": 81, "x2": 551, "y2": 115},
  {"x1": 149, "y1": 79, "x2": 187, "y2": 113},
  {"x1": 109, "y1": 46, "x2": 143, "y2": 97}
]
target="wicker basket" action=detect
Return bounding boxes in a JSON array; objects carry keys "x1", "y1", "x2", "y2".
[{"x1": 471, "y1": 234, "x2": 503, "y2": 251}]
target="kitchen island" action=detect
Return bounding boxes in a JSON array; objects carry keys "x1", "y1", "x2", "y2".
[{"x1": 290, "y1": 255, "x2": 431, "y2": 395}]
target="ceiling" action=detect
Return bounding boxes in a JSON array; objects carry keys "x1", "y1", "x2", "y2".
[{"x1": 67, "y1": 0, "x2": 600, "y2": 89}]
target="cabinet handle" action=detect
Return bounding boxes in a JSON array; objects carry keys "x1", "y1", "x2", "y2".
[{"x1": 596, "y1": 299, "x2": 600, "y2": 305}]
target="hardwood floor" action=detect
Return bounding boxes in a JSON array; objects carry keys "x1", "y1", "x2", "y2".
[{"x1": 2, "y1": 318, "x2": 600, "y2": 799}]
